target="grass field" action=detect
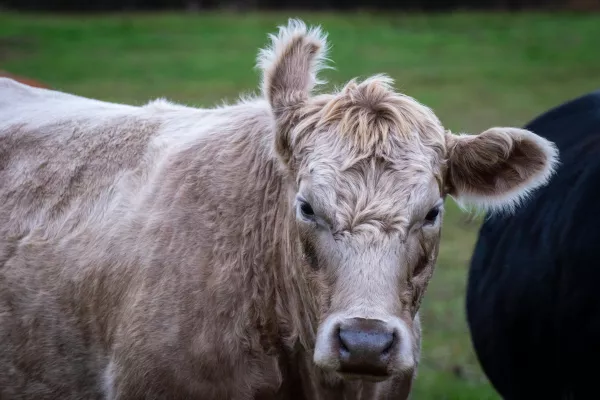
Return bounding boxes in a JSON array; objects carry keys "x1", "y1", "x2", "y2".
[{"x1": 2, "y1": 10, "x2": 600, "y2": 399}]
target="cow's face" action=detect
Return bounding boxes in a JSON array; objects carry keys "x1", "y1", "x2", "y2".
[
  {"x1": 278, "y1": 79, "x2": 559, "y2": 382},
  {"x1": 257, "y1": 19, "x2": 559, "y2": 382},
  {"x1": 294, "y1": 153, "x2": 442, "y2": 380}
]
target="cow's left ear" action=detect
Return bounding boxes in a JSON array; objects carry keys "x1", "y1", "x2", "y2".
[{"x1": 445, "y1": 127, "x2": 559, "y2": 213}]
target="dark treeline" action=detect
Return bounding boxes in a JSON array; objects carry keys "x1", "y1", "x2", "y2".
[{"x1": 1, "y1": 0, "x2": 598, "y2": 11}]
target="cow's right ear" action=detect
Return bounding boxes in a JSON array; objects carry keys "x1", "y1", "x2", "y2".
[
  {"x1": 256, "y1": 19, "x2": 330, "y2": 165},
  {"x1": 445, "y1": 127, "x2": 559, "y2": 213}
]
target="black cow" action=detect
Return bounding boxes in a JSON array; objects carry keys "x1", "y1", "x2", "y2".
[{"x1": 466, "y1": 90, "x2": 600, "y2": 400}]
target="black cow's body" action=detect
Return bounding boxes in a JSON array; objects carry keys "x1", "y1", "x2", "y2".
[{"x1": 467, "y1": 90, "x2": 600, "y2": 400}]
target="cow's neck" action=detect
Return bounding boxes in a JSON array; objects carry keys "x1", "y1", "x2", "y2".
[
  {"x1": 267, "y1": 173, "x2": 335, "y2": 391},
  {"x1": 248, "y1": 147, "x2": 322, "y2": 373},
  {"x1": 209, "y1": 119, "x2": 326, "y2": 389},
  {"x1": 265, "y1": 172, "x2": 320, "y2": 350}
]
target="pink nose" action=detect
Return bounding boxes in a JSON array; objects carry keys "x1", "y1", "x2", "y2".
[{"x1": 335, "y1": 318, "x2": 396, "y2": 377}]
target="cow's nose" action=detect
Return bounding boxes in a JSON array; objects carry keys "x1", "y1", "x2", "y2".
[{"x1": 336, "y1": 318, "x2": 396, "y2": 377}]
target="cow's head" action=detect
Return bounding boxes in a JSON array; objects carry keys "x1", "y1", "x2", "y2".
[{"x1": 258, "y1": 20, "x2": 559, "y2": 381}]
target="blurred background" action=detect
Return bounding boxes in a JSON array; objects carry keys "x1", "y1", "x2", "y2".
[{"x1": 1, "y1": 0, "x2": 599, "y2": 398}]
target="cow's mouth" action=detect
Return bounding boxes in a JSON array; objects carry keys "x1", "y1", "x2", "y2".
[
  {"x1": 337, "y1": 371, "x2": 391, "y2": 382},
  {"x1": 337, "y1": 357, "x2": 391, "y2": 382}
]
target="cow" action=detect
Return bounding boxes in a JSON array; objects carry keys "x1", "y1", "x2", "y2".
[
  {"x1": 466, "y1": 90, "x2": 600, "y2": 400},
  {"x1": 0, "y1": 19, "x2": 559, "y2": 399}
]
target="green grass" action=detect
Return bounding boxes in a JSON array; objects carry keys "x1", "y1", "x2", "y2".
[{"x1": 2, "y1": 10, "x2": 600, "y2": 399}]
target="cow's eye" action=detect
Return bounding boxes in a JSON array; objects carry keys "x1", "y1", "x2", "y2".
[
  {"x1": 299, "y1": 200, "x2": 315, "y2": 219},
  {"x1": 424, "y1": 207, "x2": 440, "y2": 224}
]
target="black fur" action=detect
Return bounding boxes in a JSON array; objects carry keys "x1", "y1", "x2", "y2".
[{"x1": 466, "y1": 90, "x2": 600, "y2": 400}]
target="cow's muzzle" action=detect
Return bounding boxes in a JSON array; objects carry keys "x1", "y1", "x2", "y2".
[
  {"x1": 337, "y1": 318, "x2": 395, "y2": 378},
  {"x1": 314, "y1": 316, "x2": 408, "y2": 380}
]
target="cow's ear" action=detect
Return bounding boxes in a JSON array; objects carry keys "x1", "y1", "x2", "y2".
[
  {"x1": 445, "y1": 127, "x2": 559, "y2": 213},
  {"x1": 257, "y1": 19, "x2": 330, "y2": 166}
]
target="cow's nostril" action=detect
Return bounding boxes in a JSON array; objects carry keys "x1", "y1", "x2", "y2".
[
  {"x1": 338, "y1": 327, "x2": 350, "y2": 353},
  {"x1": 381, "y1": 331, "x2": 395, "y2": 355}
]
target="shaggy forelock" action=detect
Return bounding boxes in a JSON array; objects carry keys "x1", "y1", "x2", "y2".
[{"x1": 291, "y1": 74, "x2": 446, "y2": 166}]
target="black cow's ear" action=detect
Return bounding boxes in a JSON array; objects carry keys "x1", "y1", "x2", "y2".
[{"x1": 445, "y1": 127, "x2": 559, "y2": 213}]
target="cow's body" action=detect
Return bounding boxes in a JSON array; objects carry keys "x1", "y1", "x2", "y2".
[
  {"x1": 0, "y1": 78, "x2": 416, "y2": 399},
  {"x1": 466, "y1": 90, "x2": 600, "y2": 400}
]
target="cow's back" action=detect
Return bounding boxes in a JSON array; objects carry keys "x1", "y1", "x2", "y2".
[
  {"x1": 0, "y1": 78, "x2": 162, "y2": 399},
  {"x1": 0, "y1": 78, "x2": 159, "y2": 240},
  {"x1": 466, "y1": 90, "x2": 600, "y2": 399}
]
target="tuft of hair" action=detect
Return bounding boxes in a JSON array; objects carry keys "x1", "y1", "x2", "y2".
[
  {"x1": 257, "y1": 18, "x2": 331, "y2": 112},
  {"x1": 292, "y1": 74, "x2": 445, "y2": 164},
  {"x1": 320, "y1": 75, "x2": 440, "y2": 150}
]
